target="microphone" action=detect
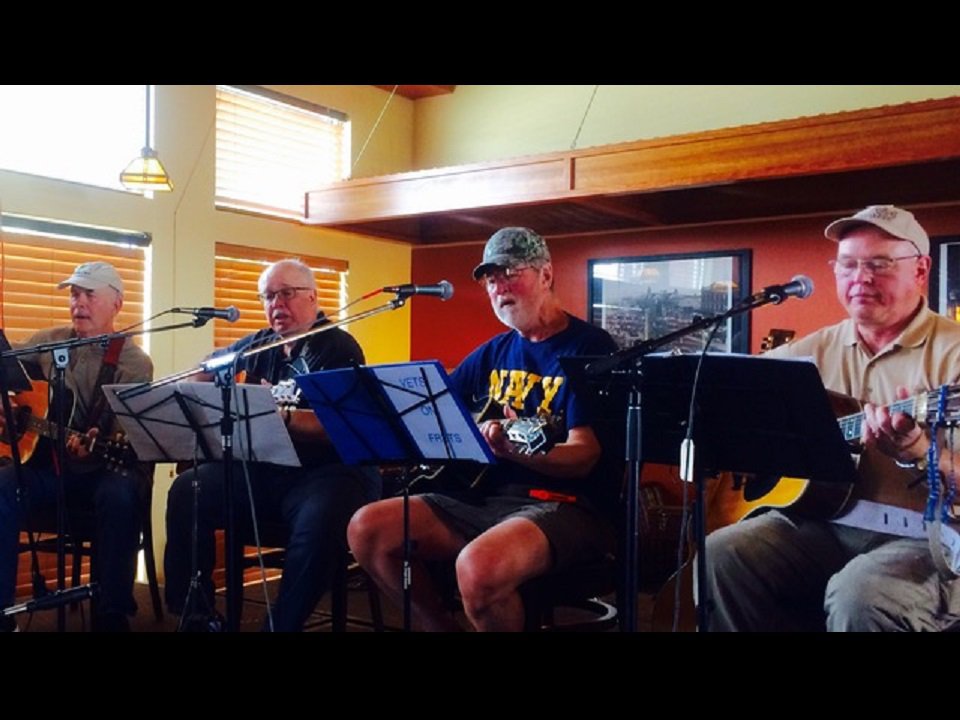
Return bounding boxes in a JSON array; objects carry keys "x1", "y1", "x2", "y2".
[
  {"x1": 751, "y1": 275, "x2": 814, "y2": 305},
  {"x1": 2, "y1": 583, "x2": 98, "y2": 617},
  {"x1": 172, "y1": 306, "x2": 241, "y2": 322},
  {"x1": 382, "y1": 280, "x2": 454, "y2": 301}
]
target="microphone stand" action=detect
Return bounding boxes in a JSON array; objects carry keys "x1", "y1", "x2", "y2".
[
  {"x1": 119, "y1": 295, "x2": 409, "y2": 632},
  {"x1": 585, "y1": 291, "x2": 789, "y2": 633},
  {"x1": 0, "y1": 315, "x2": 210, "y2": 630},
  {"x1": 0, "y1": 359, "x2": 48, "y2": 622}
]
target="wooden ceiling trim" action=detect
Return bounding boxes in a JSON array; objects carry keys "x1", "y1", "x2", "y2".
[
  {"x1": 373, "y1": 85, "x2": 456, "y2": 100},
  {"x1": 304, "y1": 96, "x2": 960, "y2": 242},
  {"x1": 572, "y1": 97, "x2": 960, "y2": 193},
  {"x1": 306, "y1": 156, "x2": 572, "y2": 223}
]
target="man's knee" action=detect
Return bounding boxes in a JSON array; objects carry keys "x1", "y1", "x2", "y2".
[
  {"x1": 455, "y1": 526, "x2": 546, "y2": 611},
  {"x1": 824, "y1": 559, "x2": 911, "y2": 631},
  {"x1": 347, "y1": 500, "x2": 397, "y2": 561}
]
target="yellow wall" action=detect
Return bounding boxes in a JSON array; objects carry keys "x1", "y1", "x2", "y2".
[
  {"x1": 0, "y1": 84, "x2": 415, "y2": 376},
  {"x1": 0, "y1": 84, "x2": 415, "y2": 570},
  {"x1": 412, "y1": 84, "x2": 960, "y2": 168}
]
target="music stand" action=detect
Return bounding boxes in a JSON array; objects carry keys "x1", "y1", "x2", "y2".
[
  {"x1": 104, "y1": 381, "x2": 299, "y2": 467},
  {"x1": 103, "y1": 381, "x2": 299, "y2": 631},
  {"x1": 637, "y1": 353, "x2": 858, "y2": 630},
  {"x1": 295, "y1": 360, "x2": 494, "y2": 630}
]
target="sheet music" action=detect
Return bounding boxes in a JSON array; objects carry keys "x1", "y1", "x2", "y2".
[
  {"x1": 103, "y1": 382, "x2": 300, "y2": 466},
  {"x1": 295, "y1": 361, "x2": 494, "y2": 466},
  {"x1": 371, "y1": 362, "x2": 492, "y2": 463}
]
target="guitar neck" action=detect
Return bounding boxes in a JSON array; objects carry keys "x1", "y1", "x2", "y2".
[
  {"x1": 25, "y1": 415, "x2": 84, "y2": 448},
  {"x1": 835, "y1": 388, "x2": 958, "y2": 442}
]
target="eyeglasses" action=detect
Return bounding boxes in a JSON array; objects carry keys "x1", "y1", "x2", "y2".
[
  {"x1": 828, "y1": 255, "x2": 919, "y2": 276},
  {"x1": 258, "y1": 286, "x2": 311, "y2": 304},
  {"x1": 477, "y1": 266, "x2": 535, "y2": 290}
]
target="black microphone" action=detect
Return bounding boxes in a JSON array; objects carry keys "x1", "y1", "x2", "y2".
[
  {"x1": 172, "y1": 306, "x2": 241, "y2": 322},
  {"x1": 2, "y1": 583, "x2": 98, "y2": 617},
  {"x1": 382, "y1": 280, "x2": 454, "y2": 301},
  {"x1": 751, "y1": 275, "x2": 814, "y2": 305}
]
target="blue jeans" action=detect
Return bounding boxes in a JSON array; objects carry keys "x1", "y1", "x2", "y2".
[
  {"x1": 164, "y1": 461, "x2": 381, "y2": 632},
  {"x1": 0, "y1": 462, "x2": 141, "y2": 617}
]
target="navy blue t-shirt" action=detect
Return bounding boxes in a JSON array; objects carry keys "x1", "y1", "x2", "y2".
[{"x1": 449, "y1": 314, "x2": 620, "y2": 514}]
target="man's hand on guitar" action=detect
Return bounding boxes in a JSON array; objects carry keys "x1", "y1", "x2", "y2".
[
  {"x1": 66, "y1": 427, "x2": 98, "y2": 460},
  {"x1": 862, "y1": 386, "x2": 929, "y2": 463},
  {"x1": 479, "y1": 404, "x2": 518, "y2": 459}
]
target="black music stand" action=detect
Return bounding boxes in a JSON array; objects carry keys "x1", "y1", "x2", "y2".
[
  {"x1": 103, "y1": 381, "x2": 299, "y2": 631},
  {"x1": 295, "y1": 360, "x2": 494, "y2": 630},
  {"x1": 637, "y1": 354, "x2": 858, "y2": 630}
]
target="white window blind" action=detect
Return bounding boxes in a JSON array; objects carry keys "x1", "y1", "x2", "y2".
[{"x1": 215, "y1": 85, "x2": 350, "y2": 220}]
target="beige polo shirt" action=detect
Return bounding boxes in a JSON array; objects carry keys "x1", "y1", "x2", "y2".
[
  {"x1": 18, "y1": 325, "x2": 154, "y2": 446},
  {"x1": 767, "y1": 305, "x2": 960, "y2": 511}
]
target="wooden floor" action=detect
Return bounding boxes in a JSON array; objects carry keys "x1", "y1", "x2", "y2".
[{"x1": 9, "y1": 578, "x2": 661, "y2": 633}]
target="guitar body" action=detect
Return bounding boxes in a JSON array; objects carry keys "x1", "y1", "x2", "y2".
[
  {"x1": 1, "y1": 379, "x2": 51, "y2": 464},
  {"x1": 649, "y1": 473, "x2": 856, "y2": 631},
  {"x1": 1, "y1": 380, "x2": 135, "y2": 472}
]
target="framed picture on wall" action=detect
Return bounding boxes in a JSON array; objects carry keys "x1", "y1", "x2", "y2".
[
  {"x1": 588, "y1": 249, "x2": 753, "y2": 353},
  {"x1": 931, "y1": 235, "x2": 960, "y2": 323}
]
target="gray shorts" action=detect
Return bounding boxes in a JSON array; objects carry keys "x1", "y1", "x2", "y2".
[{"x1": 421, "y1": 493, "x2": 615, "y2": 571}]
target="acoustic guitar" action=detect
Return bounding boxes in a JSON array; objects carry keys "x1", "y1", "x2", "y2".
[
  {"x1": 0, "y1": 379, "x2": 137, "y2": 471},
  {"x1": 650, "y1": 375, "x2": 960, "y2": 630}
]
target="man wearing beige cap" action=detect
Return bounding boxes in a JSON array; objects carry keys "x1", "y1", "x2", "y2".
[
  {"x1": 703, "y1": 205, "x2": 960, "y2": 631},
  {"x1": 0, "y1": 261, "x2": 153, "y2": 632}
]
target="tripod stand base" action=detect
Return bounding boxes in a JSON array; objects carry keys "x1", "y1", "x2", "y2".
[{"x1": 179, "y1": 611, "x2": 224, "y2": 632}]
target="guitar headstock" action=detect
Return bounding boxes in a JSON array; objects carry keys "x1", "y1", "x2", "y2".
[
  {"x1": 503, "y1": 414, "x2": 563, "y2": 456},
  {"x1": 759, "y1": 328, "x2": 795, "y2": 354},
  {"x1": 91, "y1": 432, "x2": 139, "y2": 476},
  {"x1": 271, "y1": 379, "x2": 302, "y2": 409}
]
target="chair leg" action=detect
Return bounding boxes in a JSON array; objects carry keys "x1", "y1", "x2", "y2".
[
  {"x1": 141, "y1": 518, "x2": 164, "y2": 622},
  {"x1": 365, "y1": 572, "x2": 384, "y2": 632},
  {"x1": 331, "y1": 555, "x2": 348, "y2": 633}
]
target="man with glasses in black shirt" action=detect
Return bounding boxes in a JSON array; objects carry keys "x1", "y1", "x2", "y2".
[{"x1": 164, "y1": 259, "x2": 380, "y2": 631}]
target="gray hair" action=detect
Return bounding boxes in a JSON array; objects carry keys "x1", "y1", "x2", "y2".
[{"x1": 258, "y1": 258, "x2": 317, "y2": 293}]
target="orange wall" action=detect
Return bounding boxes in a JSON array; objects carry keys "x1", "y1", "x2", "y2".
[{"x1": 410, "y1": 205, "x2": 960, "y2": 367}]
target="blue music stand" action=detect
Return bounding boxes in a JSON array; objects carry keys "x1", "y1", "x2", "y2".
[
  {"x1": 295, "y1": 360, "x2": 494, "y2": 631},
  {"x1": 294, "y1": 360, "x2": 494, "y2": 467}
]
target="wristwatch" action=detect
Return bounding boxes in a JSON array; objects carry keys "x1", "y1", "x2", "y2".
[{"x1": 895, "y1": 454, "x2": 928, "y2": 472}]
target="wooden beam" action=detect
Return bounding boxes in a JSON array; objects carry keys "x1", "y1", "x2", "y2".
[
  {"x1": 372, "y1": 85, "x2": 456, "y2": 100},
  {"x1": 305, "y1": 97, "x2": 960, "y2": 240}
]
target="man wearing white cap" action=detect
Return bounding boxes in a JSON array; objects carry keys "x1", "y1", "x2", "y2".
[
  {"x1": 0, "y1": 261, "x2": 153, "y2": 632},
  {"x1": 703, "y1": 206, "x2": 960, "y2": 631}
]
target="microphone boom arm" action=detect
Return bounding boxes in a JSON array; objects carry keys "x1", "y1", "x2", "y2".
[
  {"x1": 118, "y1": 296, "x2": 409, "y2": 400},
  {"x1": 586, "y1": 288, "x2": 790, "y2": 377}
]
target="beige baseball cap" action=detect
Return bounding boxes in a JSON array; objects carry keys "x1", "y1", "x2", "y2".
[
  {"x1": 824, "y1": 205, "x2": 929, "y2": 256},
  {"x1": 57, "y1": 261, "x2": 124, "y2": 294}
]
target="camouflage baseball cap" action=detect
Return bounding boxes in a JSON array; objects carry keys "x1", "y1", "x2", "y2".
[
  {"x1": 472, "y1": 227, "x2": 551, "y2": 281},
  {"x1": 824, "y1": 205, "x2": 930, "y2": 256}
]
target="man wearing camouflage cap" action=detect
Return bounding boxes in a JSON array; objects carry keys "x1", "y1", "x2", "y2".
[
  {"x1": 349, "y1": 227, "x2": 620, "y2": 631},
  {"x1": 703, "y1": 205, "x2": 960, "y2": 632}
]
